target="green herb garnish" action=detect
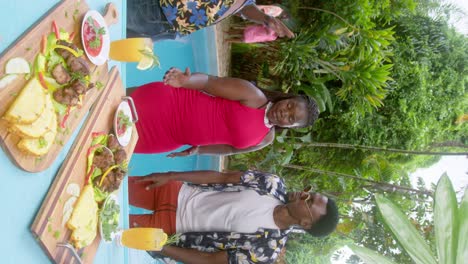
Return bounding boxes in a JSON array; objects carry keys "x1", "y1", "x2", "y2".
[
  {"x1": 73, "y1": 9, "x2": 79, "y2": 21},
  {"x1": 166, "y1": 234, "x2": 182, "y2": 245},
  {"x1": 100, "y1": 198, "x2": 120, "y2": 241},
  {"x1": 87, "y1": 17, "x2": 106, "y2": 49},
  {"x1": 116, "y1": 110, "x2": 133, "y2": 136},
  {"x1": 95, "y1": 81, "x2": 104, "y2": 90},
  {"x1": 35, "y1": 156, "x2": 44, "y2": 164},
  {"x1": 38, "y1": 137, "x2": 47, "y2": 149}
]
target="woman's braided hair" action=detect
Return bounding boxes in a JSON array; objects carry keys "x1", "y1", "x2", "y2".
[{"x1": 259, "y1": 88, "x2": 320, "y2": 128}]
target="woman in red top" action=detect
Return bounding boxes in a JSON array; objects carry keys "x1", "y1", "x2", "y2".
[{"x1": 129, "y1": 67, "x2": 319, "y2": 156}]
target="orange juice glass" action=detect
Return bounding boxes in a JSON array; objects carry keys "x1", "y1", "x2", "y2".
[
  {"x1": 120, "y1": 228, "x2": 168, "y2": 250},
  {"x1": 109, "y1": 38, "x2": 152, "y2": 62}
]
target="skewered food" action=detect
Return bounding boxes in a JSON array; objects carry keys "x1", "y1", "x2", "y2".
[{"x1": 87, "y1": 133, "x2": 128, "y2": 202}]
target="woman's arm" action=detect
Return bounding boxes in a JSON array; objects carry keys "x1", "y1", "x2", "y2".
[
  {"x1": 239, "y1": 5, "x2": 294, "y2": 38},
  {"x1": 161, "y1": 246, "x2": 228, "y2": 264},
  {"x1": 168, "y1": 130, "x2": 275, "y2": 156},
  {"x1": 163, "y1": 67, "x2": 266, "y2": 107},
  {"x1": 136, "y1": 170, "x2": 244, "y2": 189},
  {"x1": 199, "y1": 129, "x2": 274, "y2": 155}
]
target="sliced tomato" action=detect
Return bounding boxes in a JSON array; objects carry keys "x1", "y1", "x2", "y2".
[
  {"x1": 52, "y1": 21, "x2": 60, "y2": 40},
  {"x1": 69, "y1": 31, "x2": 76, "y2": 41},
  {"x1": 92, "y1": 132, "x2": 106, "y2": 138},
  {"x1": 60, "y1": 106, "x2": 71, "y2": 129}
]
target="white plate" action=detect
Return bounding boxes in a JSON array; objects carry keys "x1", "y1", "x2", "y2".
[
  {"x1": 114, "y1": 101, "x2": 133, "y2": 147},
  {"x1": 99, "y1": 193, "x2": 120, "y2": 243},
  {"x1": 81, "y1": 10, "x2": 110, "y2": 65}
]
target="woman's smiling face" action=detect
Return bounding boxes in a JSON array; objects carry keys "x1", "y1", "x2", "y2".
[{"x1": 267, "y1": 98, "x2": 308, "y2": 127}]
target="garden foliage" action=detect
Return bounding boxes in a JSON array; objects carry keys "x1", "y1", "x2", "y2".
[{"x1": 229, "y1": 0, "x2": 467, "y2": 262}]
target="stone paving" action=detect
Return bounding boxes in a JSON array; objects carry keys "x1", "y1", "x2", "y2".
[{"x1": 214, "y1": 18, "x2": 233, "y2": 77}]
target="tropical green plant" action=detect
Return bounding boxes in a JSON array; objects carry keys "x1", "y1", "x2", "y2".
[{"x1": 350, "y1": 174, "x2": 467, "y2": 263}]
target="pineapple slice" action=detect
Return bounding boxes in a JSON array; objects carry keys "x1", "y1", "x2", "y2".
[
  {"x1": 17, "y1": 109, "x2": 57, "y2": 156},
  {"x1": 3, "y1": 77, "x2": 46, "y2": 124},
  {"x1": 12, "y1": 94, "x2": 55, "y2": 138},
  {"x1": 67, "y1": 185, "x2": 99, "y2": 249}
]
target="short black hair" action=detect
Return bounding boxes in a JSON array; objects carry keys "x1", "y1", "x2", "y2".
[
  {"x1": 306, "y1": 197, "x2": 339, "y2": 237},
  {"x1": 258, "y1": 88, "x2": 320, "y2": 128},
  {"x1": 298, "y1": 95, "x2": 319, "y2": 128},
  {"x1": 272, "y1": 95, "x2": 320, "y2": 128}
]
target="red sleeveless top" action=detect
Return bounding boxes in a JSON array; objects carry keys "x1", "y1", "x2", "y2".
[{"x1": 131, "y1": 82, "x2": 270, "y2": 153}]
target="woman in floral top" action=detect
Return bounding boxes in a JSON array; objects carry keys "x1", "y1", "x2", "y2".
[
  {"x1": 127, "y1": 0, "x2": 294, "y2": 40},
  {"x1": 129, "y1": 170, "x2": 339, "y2": 263}
]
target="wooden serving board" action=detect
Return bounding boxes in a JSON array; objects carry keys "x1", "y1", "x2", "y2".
[
  {"x1": 0, "y1": 0, "x2": 118, "y2": 172},
  {"x1": 31, "y1": 67, "x2": 139, "y2": 264}
]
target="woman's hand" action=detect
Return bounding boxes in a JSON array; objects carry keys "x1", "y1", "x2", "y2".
[
  {"x1": 136, "y1": 172, "x2": 173, "y2": 190},
  {"x1": 264, "y1": 16, "x2": 295, "y2": 38},
  {"x1": 166, "y1": 146, "x2": 199, "y2": 158},
  {"x1": 163, "y1": 67, "x2": 191, "y2": 87}
]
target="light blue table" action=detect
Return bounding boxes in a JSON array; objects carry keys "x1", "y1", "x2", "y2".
[{"x1": 0, "y1": 0, "x2": 128, "y2": 263}]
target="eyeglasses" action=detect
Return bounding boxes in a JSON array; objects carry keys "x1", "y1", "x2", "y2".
[{"x1": 300, "y1": 186, "x2": 314, "y2": 221}]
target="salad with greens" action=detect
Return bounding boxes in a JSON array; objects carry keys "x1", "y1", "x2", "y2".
[{"x1": 100, "y1": 195, "x2": 120, "y2": 242}]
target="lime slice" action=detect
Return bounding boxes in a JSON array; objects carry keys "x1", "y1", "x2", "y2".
[
  {"x1": 0, "y1": 74, "x2": 19, "y2": 89},
  {"x1": 5, "y1": 57, "x2": 30, "y2": 74},
  {"x1": 137, "y1": 55, "x2": 154, "y2": 70}
]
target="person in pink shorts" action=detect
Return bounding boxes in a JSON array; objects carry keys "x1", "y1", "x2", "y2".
[{"x1": 227, "y1": 5, "x2": 291, "y2": 44}]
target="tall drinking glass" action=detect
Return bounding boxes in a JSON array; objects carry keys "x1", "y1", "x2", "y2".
[
  {"x1": 109, "y1": 38, "x2": 153, "y2": 62},
  {"x1": 120, "y1": 228, "x2": 168, "y2": 250}
]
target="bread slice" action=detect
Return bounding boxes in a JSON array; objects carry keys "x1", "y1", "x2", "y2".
[
  {"x1": 12, "y1": 94, "x2": 55, "y2": 138},
  {"x1": 3, "y1": 77, "x2": 47, "y2": 124},
  {"x1": 17, "y1": 110, "x2": 57, "y2": 156},
  {"x1": 67, "y1": 185, "x2": 98, "y2": 248}
]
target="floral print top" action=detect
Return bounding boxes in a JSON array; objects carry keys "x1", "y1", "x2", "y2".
[
  {"x1": 160, "y1": 0, "x2": 256, "y2": 35},
  {"x1": 149, "y1": 170, "x2": 296, "y2": 264}
]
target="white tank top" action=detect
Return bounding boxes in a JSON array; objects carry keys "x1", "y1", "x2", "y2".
[{"x1": 176, "y1": 184, "x2": 281, "y2": 233}]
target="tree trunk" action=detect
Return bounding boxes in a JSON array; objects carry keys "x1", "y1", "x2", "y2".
[
  {"x1": 303, "y1": 142, "x2": 468, "y2": 156},
  {"x1": 430, "y1": 141, "x2": 468, "y2": 149},
  {"x1": 284, "y1": 164, "x2": 433, "y2": 196}
]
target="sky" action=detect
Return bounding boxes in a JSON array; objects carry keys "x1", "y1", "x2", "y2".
[
  {"x1": 446, "y1": 0, "x2": 468, "y2": 34},
  {"x1": 410, "y1": 156, "x2": 467, "y2": 199}
]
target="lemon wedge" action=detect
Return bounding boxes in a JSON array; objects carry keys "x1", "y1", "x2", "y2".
[
  {"x1": 137, "y1": 55, "x2": 154, "y2": 70},
  {"x1": 0, "y1": 74, "x2": 18, "y2": 89},
  {"x1": 137, "y1": 46, "x2": 160, "y2": 70},
  {"x1": 5, "y1": 57, "x2": 30, "y2": 74}
]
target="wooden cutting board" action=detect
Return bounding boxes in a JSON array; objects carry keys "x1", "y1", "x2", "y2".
[
  {"x1": 0, "y1": 0, "x2": 118, "y2": 172},
  {"x1": 31, "y1": 67, "x2": 139, "y2": 264}
]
